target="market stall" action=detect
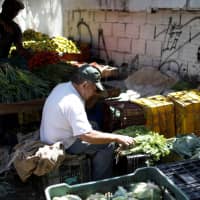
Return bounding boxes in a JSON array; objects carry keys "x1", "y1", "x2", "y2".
[{"x1": 1, "y1": 0, "x2": 200, "y2": 199}]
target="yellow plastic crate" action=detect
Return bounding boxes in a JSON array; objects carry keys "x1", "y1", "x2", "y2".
[
  {"x1": 132, "y1": 95, "x2": 175, "y2": 138},
  {"x1": 167, "y1": 90, "x2": 200, "y2": 135}
]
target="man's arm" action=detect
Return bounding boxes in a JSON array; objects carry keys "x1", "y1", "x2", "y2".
[{"x1": 79, "y1": 130, "x2": 135, "y2": 146}]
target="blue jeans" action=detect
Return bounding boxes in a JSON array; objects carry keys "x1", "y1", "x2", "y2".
[{"x1": 66, "y1": 139, "x2": 115, "y2": 181}]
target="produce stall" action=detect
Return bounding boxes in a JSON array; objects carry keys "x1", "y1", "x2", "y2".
[
  {"x1": 0, "y1": 29, "x2": 93, "y2": 199},
  {"x1": 0, "y1": 31, "x2": 83, "y2": 155},
  {"x1": 0, "y1": 4, "x2": 200, "y2": 200}
]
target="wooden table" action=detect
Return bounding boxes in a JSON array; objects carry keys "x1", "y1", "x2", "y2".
[{"x1": 0, "y1": 98, "x2": 46, "y2": 115}]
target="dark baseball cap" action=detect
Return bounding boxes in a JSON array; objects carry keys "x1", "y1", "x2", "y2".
[{"x1": 78, "y1": 64, "x2": 104, "y2": 91}]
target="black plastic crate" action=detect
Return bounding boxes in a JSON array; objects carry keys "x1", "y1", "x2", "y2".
[
  {"x1": 103, "y1": 100, "x2": 146, "y2": 132},
  {"x1": 41, "y1": 154, "x2": 92, "y2": 188},
  {"x1": 126, "y1": 154, "x2": 150, "y2": 173},
  {"x1": 157, "y1": 159, "x2": 200, "y2": 200},
  {"x1": 114, "y1": 154, "x2": 150, "y2": 176}
]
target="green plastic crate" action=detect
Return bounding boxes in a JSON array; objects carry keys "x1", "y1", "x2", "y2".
[{"x1": 45, "y1": 167, "x2": 189, "y2": 200}]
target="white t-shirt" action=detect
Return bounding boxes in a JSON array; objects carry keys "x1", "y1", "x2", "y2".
[{"x1": 40, "y1": 82, "x2": 93, "y2": 149}]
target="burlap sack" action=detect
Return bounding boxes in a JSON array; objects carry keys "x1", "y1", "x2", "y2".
[
  {"x1": 13, "y1": 141, "x2": 65, "y2": 182},
  {"x1": 13, "y1": 140, "x2": 45, "y2": 182}
]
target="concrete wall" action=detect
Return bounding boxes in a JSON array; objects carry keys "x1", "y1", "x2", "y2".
[
  {"x1": 63, "y1": 8, "x2": 200, "y2": 81},
  {"x1": 63, "y1": 0, "x2": 200, "y2": 11},
  {"x1": 0, "y1": 0, "x2": 199, "y2": 80}
]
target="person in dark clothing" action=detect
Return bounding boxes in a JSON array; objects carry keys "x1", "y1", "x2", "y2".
[
  {"x1": 0, "y1": 0, "x2": 29, "y2": 146},
  {"x1": 0, "y1": 0, "x2": 26, "y2": 59}
]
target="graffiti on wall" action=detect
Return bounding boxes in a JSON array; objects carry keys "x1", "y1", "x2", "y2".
[{"x1": 154, "y1": 15, "x2": 200, "y2": 81}]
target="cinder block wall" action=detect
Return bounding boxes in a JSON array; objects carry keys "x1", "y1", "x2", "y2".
[{"x1": 63, "y1": 9, "x2": 200, "y2": 81}]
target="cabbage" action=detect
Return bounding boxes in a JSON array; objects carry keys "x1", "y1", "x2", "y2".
[
  {"x1": 53, "y1": 194, "x2": 82, "y2": 200},
  {"x1": 129, "y1": 182, "x2": 162, "y2": 200}
]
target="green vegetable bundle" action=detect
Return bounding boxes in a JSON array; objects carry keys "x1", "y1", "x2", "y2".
[
  {"x1": 0, "y1": 63, "x2": 50, "y2": 103},
  {"x1": 53, "y1": 181, "x2": 162, "y2": 200},
  {"x1": 171, "y1": 80, "x2": 197, "y2": 91},
  {"x1": 172, "y1": 133, "x2": 200, "y2": 159},
  {"x1": 115, "y1": 126, "x2": 171, "y2": 163},
  {"x1": 32, "y1": 62, "x2": 77, "y2": 89},
  {"x1": 114, "y1": 125, "x2": 150, "y2": 137},
  {"x1": 113, "y1": 182, "x2": 162, "y2": 200}
]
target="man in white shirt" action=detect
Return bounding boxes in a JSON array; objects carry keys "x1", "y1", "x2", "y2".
[{"x1": 40, "y1": 64, "x2": 135, "y2": 180}]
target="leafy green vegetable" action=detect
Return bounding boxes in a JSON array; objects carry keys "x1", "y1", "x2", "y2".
[
  {"x1": 32, "y1": 62, "x2": 77, "y2": 89},
  {"x1": 0, "y1": 63, "x2": 49, "y2": 103},
  {"x1": 170, "y1": 80, "x2": 196, "y2": 91},
  {"x1": 129, "y1": 182, "x2": 162, "y2": 200},
  {"x1": 115, "y1": 125, "x2": 171, "y2": 163},
  {"x1": 172, "y1": 133, "x2": 200, "y2": 158},
  {"x1": 114, "y1": 125, "x2": 150, "y2": 137}
]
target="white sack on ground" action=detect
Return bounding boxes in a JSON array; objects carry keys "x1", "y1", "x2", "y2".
[{"x1": 125, "y1": 67, "x2": 177, "y2": 97}]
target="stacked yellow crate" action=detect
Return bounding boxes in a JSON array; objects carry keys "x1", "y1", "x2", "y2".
[
  {"x1": 167, "y1": 90, "x2": 200, "y2": 135},
  {"x1": 132, "y1": 95, "x2": 175, "y2": 138}
]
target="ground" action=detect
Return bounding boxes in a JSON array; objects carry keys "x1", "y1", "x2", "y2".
[{"x1": 1, "y1": 169, "x2": 46, "y2": 200}]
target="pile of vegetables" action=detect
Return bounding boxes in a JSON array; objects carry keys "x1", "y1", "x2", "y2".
[
  {"x1": 52, "y1": 181, "x2": 162, "y2": 200},
  {"x1": 28, "y1": 51, "x2": 60, "y2": 70},
  {"x1": 22, "y1": 28, "x2": 49, "y2": 41},
  {"x1": 0, "y1": 63, "x2": 49, "y2": 103},
  {"x1": 172, "y1": 133, "x2": 200, "y2": 159},
  {"x1": 170, "y1": 80, "x2": 197, "y2": 91},
  {"x1": 22, "y1": 29, "x2": 80, "y2": 54},
  {"x1": 31, "y1": 62, "x2": 77, "y2": 89},
  {"x1": 111, "y1": 182, "x2": 162, "y2": 200},
  {"x1": 51, "y1": 36, "x2": 81, "y2": 54},
  {"x1": 114, "y1": 126, "x2": 171, "y2": 163},
  {"x1": 10, "y1": 29, "x2": 81, "y2": 62},
  {"x1": 114, "y1": 126, "x2": 150, "y2": 136}
]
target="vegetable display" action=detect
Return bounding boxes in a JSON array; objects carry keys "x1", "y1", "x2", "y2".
[
  {"x1": 28, "y1": 51, "x2": 60, "y2": 70},
  {"x1": 31, "y1": 62, "x2": 77, "y2": 89},
  {"x1": 172, "y1": 133, "x2": 200, "y2": 159},
  {"x1": 22, "y1": 29, "x2": 50, "y2": 41},
  {"x1": 0, "y1": 63, "x2": 49, "y2": 103},
  {"x1": 114, "y1": 126, "x2": 171, "y2": 163},
  {"x1": 10, "y1": 29, "x2": 81, "y2": 59},
  {"x1": 22, "y1": 29, "x2": 80, "y2": 54},
  {"x1": 52, "y1": 181, "x2": 162, "y2": 200},
  {"x1": 170, "y1": 80, "x2": 197, "y2": 91}
]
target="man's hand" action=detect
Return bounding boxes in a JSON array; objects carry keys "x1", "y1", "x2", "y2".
[{"x1": 115, "y1": 135, "x2": 135, "y2": 147}]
